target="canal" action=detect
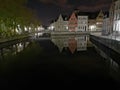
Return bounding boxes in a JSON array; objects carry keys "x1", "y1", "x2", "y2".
[{"x1": 0, "y1": 35, "x2": 120, "y2": 89}]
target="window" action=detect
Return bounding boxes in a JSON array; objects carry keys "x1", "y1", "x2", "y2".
[{"x1": 85, "y1": 26, "x2": 86, "y2": 31}]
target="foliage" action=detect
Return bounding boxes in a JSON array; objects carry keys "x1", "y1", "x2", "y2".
[{"x1": 0, "y1": 0, "x2": 41, "y2": 38}]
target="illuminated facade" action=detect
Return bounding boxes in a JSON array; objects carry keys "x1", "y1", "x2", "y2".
[
  {"x1": 50, "y1": 10, "x2": 104, "y2": 33},
  {"x1": 96, "y1": 10, "x2": 104, "y2": 31},
  {"x1": 88, "y1": 19, "x2": 96, "y2": 31},
  {"x1": 63, "y1": 17, "x2": 69, "y2": 31},
  {"x1": 48, "y1": 22, "x2": 55, "y2": 31},
  {"x1": 55, "y1": 14, "x2": 65, "y2": 31},
  {"x1": 102, "y1": 17, "x2": 111, "y2": 35},
  {"x1": 68, "y1": 12, "x2": 78, "y2": 31},
  {"x1": 77, "y1": 16, "x2": 88, "y2": 32},
  {"x1": 113, "y1": 0, "x2": 120, "y2": 33},
  {"x1": 88, "y1": 11, "x2": 103, "y2": 32}
]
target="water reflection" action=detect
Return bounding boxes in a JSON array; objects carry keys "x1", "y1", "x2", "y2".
[
  {"x1": 16, "y1": 42, "x2": 30, "y2": 53},
  {"x1": 51, "y1": 35, "x2": 87, "y2": 54},
  {"x1": 109, "y1": 58, "x2": 119, "y2": 72},
  {"x1": 105, "y1": 58, "x2": 120, "y2": 82},
  {"x1": 68, "y1": 37, "x2": 77, "y2": 54},
  {"x1": 0, "y1": 41, "x2": 30, "y2": 60},
  {"x1": 0, "y1": 36, "x2": 120, "y2": 88}
]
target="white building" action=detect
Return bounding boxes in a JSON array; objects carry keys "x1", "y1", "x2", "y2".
[
  {"x1": 102, "y1": 17, "x2": 111, "y2": 35},
  {"x1": 55, "y1": 14, "x2": 66, "y2": 31},
  {"x1": 113, "y1": 0, "x2": 120, "y2": 34},
  {"x1": 64, "y1": 20, "x2": 68, "y2": 31},
  {"x1": 77, "y1": 16, "x2": 88, "y2": 32}
]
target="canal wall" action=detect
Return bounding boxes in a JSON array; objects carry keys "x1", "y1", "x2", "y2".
[
  {"x1": 90, "y1": 35, "x2": 120, "y2": 64},
  {"x1": 90, "y1": 35, "x2": 120, "y2": 82},
  {"x1": 90, "y1": 35, "x2": 120, "y2": 54},
  {"x1": 0, "y1": 36, "x2": 30, "y2": 49}
]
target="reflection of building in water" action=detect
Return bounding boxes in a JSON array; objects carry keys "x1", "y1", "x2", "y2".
[
  {"x1": 52, "y1": 37, "x2": 65, "y2": 53},
  {"x1": 52, "y1": 38, "x2": 66, "y2": 52},
  {"x1": 16, "y1": 43, "x2": 24, "y2": 53},
  {"x1": 68, "y1": 37, "x2": 77, "y2": 54},
  {"x1": 0, "y1": 42, "x2": 30, "y2": 60},
  {"x1": 76, "y1": 36, "x2": 87, "y2": 51},
  {"x1": 51, "y1": 35, "x2": 87, "y2": 54}
]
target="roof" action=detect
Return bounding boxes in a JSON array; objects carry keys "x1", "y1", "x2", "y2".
[
  {"x1": 50, "y1": 10, "x2": 109, "y2": 25},
  {"x1": 75, "y1": 11, "x2": 99, "y2": 19}
]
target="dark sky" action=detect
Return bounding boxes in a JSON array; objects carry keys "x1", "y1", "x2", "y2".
[{"x1": 27, "y1": 0, "x2": 112, "y2": 26}]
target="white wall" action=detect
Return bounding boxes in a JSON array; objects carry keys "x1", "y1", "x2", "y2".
[
  {"x1": 77, "y1": 16, "x2": 88, "y2": 32},
  {"x1": 113, "y1": 0, "x2": 120, "y2": 32},
  {"x1": 102, "y1": 18, "x2": 111, "y2": 35}
]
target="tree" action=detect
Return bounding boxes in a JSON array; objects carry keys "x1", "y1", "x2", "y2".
[{"x1": 0, "y1": 0, "x2": 41, "y2": 38}]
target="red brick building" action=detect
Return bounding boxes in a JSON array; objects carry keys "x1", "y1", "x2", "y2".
[{"x1": 68, "y1": 12, "x2": 78, "y2": 31}]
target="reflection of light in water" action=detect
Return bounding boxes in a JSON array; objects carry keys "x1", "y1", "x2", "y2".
[
  {"x1": 12, "y1": 45, "x2": 17, "y2": 55},
  {"x1": 17, "y1": 43, "x2": 24, "y2": 52},
  {"x1": 2, "y1": 48, "x2": 12, "y2": 56},
  {"x1": 0, "y1": 42, "x2": 30, "y2": 60},
  {"x1": 25, "y1": 42, "x2": 30, "y2": 48},
  {"x1": 19, "y1": 43, "x2": 22, "y2": 47},
  {"x1": 13, "y1": 42, "x2": 30, "y2": 54},
  {"x1": 110, "y1": 59, "x2": 119, "y2": 72}
]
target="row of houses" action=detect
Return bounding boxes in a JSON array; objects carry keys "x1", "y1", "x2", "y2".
[
  {"x1": 102, "y1": 0, "x2": 120, "y2": 36},
  {"x1": 49, "y1": 0, "x2": 120, "y2": 37},
  {"x1": 49, "y1": 10, "x2": 104, "y2": 32}
]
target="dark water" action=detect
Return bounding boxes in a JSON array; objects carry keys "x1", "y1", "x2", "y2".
[{"x1": 0, "y1": 36, "x2": 120, "y2": 89}]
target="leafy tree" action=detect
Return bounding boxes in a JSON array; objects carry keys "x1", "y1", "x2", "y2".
[{"x1": 0, "y1": 0, "x2": 41, "y2": 38}]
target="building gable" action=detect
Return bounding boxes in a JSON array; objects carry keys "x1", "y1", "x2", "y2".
[
  {"x1": 57, "y1": 14, "x2": 64, "y2": 22},
  {"x1": 68, "y1": 12, "x2": 78, "y2": 31},
  {"x1": 96, "y1": 10, "x2": 104, "y2": 21},
  {"x1": 55, "y1": 14, "x2": 66, "y2": 31},
  {"x1": 69, "y1": 12, "x2": 77, "y2": 21}
]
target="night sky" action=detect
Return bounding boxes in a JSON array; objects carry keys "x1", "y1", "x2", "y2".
[{"x1": 27, "y1": 0, "x2": 112, "y2": 26}]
